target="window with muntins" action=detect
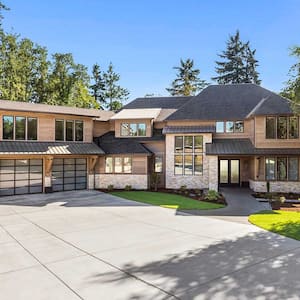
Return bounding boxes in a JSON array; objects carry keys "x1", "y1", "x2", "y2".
[
  {"x1": 105, "y1": 157, "x2": 132, "y2": 174},
  {"x1": 174, "y1": 136, "x2": 203, "y2": 175},
  {"x1": 120, "y1": 123, "x2": 147, "y2": 137}
]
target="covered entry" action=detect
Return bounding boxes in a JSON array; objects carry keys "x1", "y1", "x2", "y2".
[
  {"x1": 51, "y1": 158, "x2": 87, "y2": 192},
  {"x1": 0, "y1": 159, "x2": 43, "y2": 196}
]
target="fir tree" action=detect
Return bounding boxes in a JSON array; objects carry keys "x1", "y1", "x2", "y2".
[
  {"x1": 90, "y1": 63, "x2": 106, "y2": 108},
  {"x1": 166, "y1": 58, "x2": 208, "y2": 96},
  {"x1": 212, "y1": 30, "x2": 260, "y2": 84}
]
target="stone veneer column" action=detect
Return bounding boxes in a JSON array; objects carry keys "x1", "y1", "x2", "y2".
[{"x1": 208, "y1": 156, "x2": 218, "y2": 191}]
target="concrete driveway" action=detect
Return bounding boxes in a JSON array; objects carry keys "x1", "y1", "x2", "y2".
[{"x1": 0, "y1": 190, "x2": 300, "y2": 300}]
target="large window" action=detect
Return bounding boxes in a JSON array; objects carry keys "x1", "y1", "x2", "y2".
[
  {"x1": 154, "y1": 156, "x2": 163, "y2": 173},
  {"x1": 265, "y1": 157, "x2": 299, "y2": 181},
  {"x1": 174, "y1": 135, "x2": 203, "y2": 175},
  {"x1": 120, "y1": 123, "x2": 147, "y2": 137},
  {"x1": 3, "y1": 116, "x2": 14, "y2": 140},
  {"x1": 266, "y1": 116, "x2": 299, "y2": 139},
  {"x1": 105, "y1": 157, "x2": 132, "y2": 173},
  {"x1": 3, "y1": 116, "x2": 37, "y2": 140},
  {"x1": 216, "y1": 121, "x2": 244, "y2": 133},
  {"x1": 55, "y1": 119, "x2": 84, "y2": 142},
  {"x1": 55, "y1": 120, "x2": 64, "y2": 141}
]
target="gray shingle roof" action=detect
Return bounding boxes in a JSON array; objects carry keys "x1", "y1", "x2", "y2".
[
  {"x1": 166, "y1": 84, "x2": 292, "y2": 121},
  {"x1": 95, "y1": 132, "x2": 153, "y2": 155},
  {"x1": 123, "y1": 96, "x2": 192, "y2": 109},
  {"x1": 163, "y1": 126, "x2": 215, "y2": 134},
  {"x1": 206, "y1": 139, "x2": 300, "y2": 155},
  {"x1": 0, "y1": 141, "x2": 104, "y2": 155}
]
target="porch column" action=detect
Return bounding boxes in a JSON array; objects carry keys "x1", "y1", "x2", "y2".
[
  {"x1": 208, "y1": 156, "x2": 218, "y2": 191},
  {"x1": 44, "y1": 156, "x2": 54, "y2": 192},
  {"x1": 88, "y1": 156, "x2": 98, "y2": 189}
]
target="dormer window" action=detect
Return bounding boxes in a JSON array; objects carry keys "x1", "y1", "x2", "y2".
[{"x1": 120, "y1": 123, "x2": 146, "y2": 137}]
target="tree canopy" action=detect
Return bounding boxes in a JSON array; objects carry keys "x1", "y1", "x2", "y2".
[
  {"x1": 212, "y1": 30, "x2": 261, "y2": 84},
  {"x1": 166, "y1": 58, "x2": 208, "y2": 96}
]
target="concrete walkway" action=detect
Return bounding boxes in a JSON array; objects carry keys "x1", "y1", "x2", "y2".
[
  {"x1": 1, "y1": 190, "x2": 299, "y2": 300},
  {"x1": 182, "y1": 188, "x2": 271, "y2": 224}
]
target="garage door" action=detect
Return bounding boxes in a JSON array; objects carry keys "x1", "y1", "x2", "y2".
[
  {"x1": 52, "y1": 158, "x2": 87, "y2": 192},
  {"x1": 0, "y1": 159, "x2": 43, "y2": 196}
]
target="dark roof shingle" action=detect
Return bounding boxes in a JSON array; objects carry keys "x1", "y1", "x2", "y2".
[
  {"x1": 163, "y1": 126, "x2": 215, "y2": 134},
  {"x1": 167, "y1": 84, "x2": 292, "y2": 121}
]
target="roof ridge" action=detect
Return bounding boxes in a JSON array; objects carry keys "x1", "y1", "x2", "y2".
[{"x1": 246, "y1": 96, "x2": 270, "y2": 118}]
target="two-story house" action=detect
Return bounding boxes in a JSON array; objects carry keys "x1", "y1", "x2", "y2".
[
  {"x1": 0, "y1": 83, "x2": 299, "y2": 196},
  {"x1": 94, "y1": 84, "x2": 300, "y2": 194}
]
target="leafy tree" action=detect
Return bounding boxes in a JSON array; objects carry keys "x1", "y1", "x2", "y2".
[
  {"x1": 90, "y1": 63, "x2": 106, "y2": 108},
  {"x1": 0, "y1": 1, "x2": 9, "y2": 27},
  {"x1": 212, "y1": 30, "x2": 260, "y2": 84},
  {"x1": 166, "y1": 58, "x2": 208, "y2": 96},
  {"x1": 281, "y1": 46, "x2": 300, "y2": 111},
  {"x1": 103, "y1": 62, "x2": 129, "y2": 110}
]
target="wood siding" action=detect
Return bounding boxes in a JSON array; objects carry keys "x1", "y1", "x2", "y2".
[
  {"x1": 255, "y1": 116, "x2": 300, "y2": 148},
  {"x1": 93, "y1": 121, "x2": 112, "y2": 138},
  {"x1": 0, "y1": 110, "x2": 94, "y2": 142},
  {"x1": 114, "y1": 119, "x2": 152, "y2": 138}
]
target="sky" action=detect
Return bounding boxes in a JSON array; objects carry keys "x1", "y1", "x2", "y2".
[{"x1": 2, "y1": 0, "x2": 300, "y2": 102}]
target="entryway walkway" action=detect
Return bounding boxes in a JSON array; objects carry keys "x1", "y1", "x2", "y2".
[{"x1": 182, "y1": 188, "x2": 271, "y2": 224}]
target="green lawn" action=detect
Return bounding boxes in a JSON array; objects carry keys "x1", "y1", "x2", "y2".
[
  {"x1": 249, "y1": 210, "x2": 300, "y2": 241},
  {"x1": 110, "y1": 191, "x2": 224, "y2": 210}
]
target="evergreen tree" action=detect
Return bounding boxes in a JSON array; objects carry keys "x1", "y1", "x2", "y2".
[
  {"x1": 0, "y1": 1, "x2": 9, "y2": 27},
  {"x1": 166, "y1": 58, "x2": 208, "y2": 96},
  {"x1": 103, "y1": 62, "x2": 129, "y2": 110},
  {"x1": 90, "y1": 63, "x2": 106, "y2": 108},
  {"x1": 281, "y1": 46, "x2": 300, "y2": 112},
  {"x1": 212, "y1": 30, "x2": 260, "y2": 84}
]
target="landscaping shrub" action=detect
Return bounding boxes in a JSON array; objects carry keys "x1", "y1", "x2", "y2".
[
  {"x1": 179, "y1": 185, "x2": 187, "y2": 194},
  {"x1": 107, "y1": 184, "x2": 114, "y2": 192},
  {"x1": 150, "y1": 173, "x2": 160, "y2": 192},
  {"x1": 124, "y1": 185, "x2": 132, "y2": 191},
  {"x1": 205, "y1": 190, "x2": 220, "y2": 201}
]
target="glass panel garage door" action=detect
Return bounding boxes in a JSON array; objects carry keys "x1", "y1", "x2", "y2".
[
  {"x1": 0, "y1": 159, "x2": 43, "y2": 196},
  {"x1": 52, "y1": 158, "x2": 87, "y2": 192}
]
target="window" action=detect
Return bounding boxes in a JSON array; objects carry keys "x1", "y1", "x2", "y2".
[
  {"x1": 105, "y1": 157, "x2": 132, "y2": 173},
  {"x1": 234, "y1": 121, "x2": 244, "y2": 133},
  {"x1": 265, "y1": 157, "x2": 299, "y2": 181},
  {"x1": 27, "y1": 118, "x2": 37, "y2": 140},
  {"x1": 277, "y1": 157, "x2": 287, "y2": 180},
  {"x1": 216, "y1": 120, "x2": 244, "y2": 133},
  {"x1": 3, "y1": 116, "x2": 14, "y2": 140},
  {"x1": 120, "y1": 123, "x2": 146, "y2": 137},
  {"x1": 266, "y1": 117, "x2": 276, "y2": 139},
  {"x1": 174, "y1": 136, "x2": 203, "y2": 176},
  {"x1": 288, "y1": 158, "x2": 299, "y2": 181},
  {"x1": 289, "y1": 117, "x2": 298, "y2": 139},
  {"x1": 154, "y1": 156, "x2": 163, "y2": 173},
  {"x1": 226, "y1": 121, "x2": 234, "y2": 133},
  {"x1": 15, "y1": 117, "x2": 26, "y2": 140},
  {"x1": 66, "y1": 120, "x2": 74, "y2": 141},
  {"x1": 123, "y1": 157, "x2": 132, "y2": 173},
  {"x1": 265, "y1": 158, "x2": 276, "y2": 180},
  {"x1": 75, "y1": 121, "x2": 83, "y2": 141},
  {"x1": 55, "y1": 120, "x2": 64, "y2": 141},
  {"x1": 216, "y1": 121, "x2": 224, "y2": 133},
  {"x1": 105, "y1": 157, "x2": 113, "y2": 173},
  {"x1": 277, "y1": 116, "x2": 287, "y2": 139}
]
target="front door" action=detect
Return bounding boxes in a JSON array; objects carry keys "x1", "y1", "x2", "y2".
[{"x1": 219, "y1": 159, "x2": 240, "y2": 186}]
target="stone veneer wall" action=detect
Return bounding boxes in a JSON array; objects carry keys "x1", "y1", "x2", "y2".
[
  {"x1": 249, "y1": 179, "x2": 300, "y2": 193},
  {"x1": 165, "y1": 133, "x2": 218, "y2": 190},
  {"x1": 95, "y1": 174, "x2": 148, "y2": 190}
]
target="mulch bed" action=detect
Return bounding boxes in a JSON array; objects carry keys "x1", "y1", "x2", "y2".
[
  {"x1": 99, "y1": 188, "x2": 227, "y2": 206},
  {"x1": 253, "y1": 192, "x2": 300, "y2": 200},
  {"x1": 270, "y1": 202, "x2": 300, "y2": 212}
]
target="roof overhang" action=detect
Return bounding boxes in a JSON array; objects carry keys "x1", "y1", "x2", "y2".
[
  {"x1": 163, "y1": 125, "x2": 215, "y2": 134},
  {"x1": 110, "y1": 108, "x2": 161, "y2": 120}
]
